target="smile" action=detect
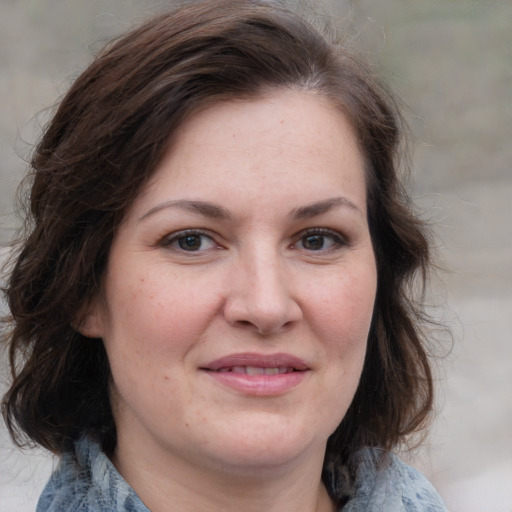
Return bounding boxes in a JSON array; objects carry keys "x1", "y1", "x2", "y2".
[
  {"x1": 201, "y1": 353, "x2": 310, "y2": 395},
  {"x1": 216, "y1": 366, "x2": 297, "y2": 375},
  {"x1": 202, "y1": 352, "x2": 309, "y2": 372}
]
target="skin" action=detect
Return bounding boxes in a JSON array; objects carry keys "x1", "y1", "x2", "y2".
[{"x1": 81, "y1": 89, "x2": 377, "y2": 512}]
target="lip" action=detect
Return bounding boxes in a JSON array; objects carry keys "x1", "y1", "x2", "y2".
[
  {"x1": 203, "y1": 352, "x2": 310, "y2": 371},
  {"x1": 200, "y1": 352, "x2": 310, "y2": 396}
]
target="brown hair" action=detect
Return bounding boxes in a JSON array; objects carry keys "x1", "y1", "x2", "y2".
[{"x1": 2, "y1": 0, "x2": 434, "y2": 503}]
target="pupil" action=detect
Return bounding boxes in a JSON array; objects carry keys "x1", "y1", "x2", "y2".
[
  {"x1": 179, "y1": 235, "x2": 201, "y2": 251},
  {"x1": 304, "y1": 235, "x2": 324, "y2": 250}
]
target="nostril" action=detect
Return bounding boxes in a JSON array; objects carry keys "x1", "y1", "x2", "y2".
[
  {"x1": 232, "y1": 318, "x2": 279, "y2": 335},
  {"x1": 230, "y1": 319, "x2": 268, "y2": 334},
  {"x1": 236, "y1": 320, "x2": 254, "y2": 328},
  {"x1": 223, "y1": 286, "x2": 303, "y2": 335}
]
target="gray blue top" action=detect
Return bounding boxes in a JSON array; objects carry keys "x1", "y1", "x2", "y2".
[{"x1": 37, "y1": 436, "x2": 448, "y2": 511}]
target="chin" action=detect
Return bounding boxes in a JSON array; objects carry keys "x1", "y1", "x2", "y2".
[{"x1": 203, "y1": 414, "x2": 329, "y2": 473}]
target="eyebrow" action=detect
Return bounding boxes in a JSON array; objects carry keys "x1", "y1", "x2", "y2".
[
  {"x1": 139, "y1": 196, "x2": 362, "y2": 222},
  {"x1": 139, "y1": 200, "x2": 232, "y2": 221},
  {"x1": 290, "y1": 197, "x2": 362, "y2": 219}
]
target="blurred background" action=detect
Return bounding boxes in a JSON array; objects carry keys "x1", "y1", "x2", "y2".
[{"x1": 1, "y1": 0, "x2": 511, "y2": 510}]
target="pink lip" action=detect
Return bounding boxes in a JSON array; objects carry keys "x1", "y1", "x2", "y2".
[
  {"x1": 203, "y1": 352, "x2": 309, "y2": 371},
  {"x1": 200, "y1": 352, "x2": 310, "y2": 396}
]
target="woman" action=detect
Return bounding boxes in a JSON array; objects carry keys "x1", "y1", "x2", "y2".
[{"x1": 2, "y1": 1, "x2": 447, "y2": 510}]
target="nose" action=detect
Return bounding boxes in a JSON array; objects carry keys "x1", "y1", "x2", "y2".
[{"x1": 223, "y1": 249, "x2": 303, "y2": 335}]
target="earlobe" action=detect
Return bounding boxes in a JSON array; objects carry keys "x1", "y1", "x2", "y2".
[{"x1": 73, "y1": 300, "x2": 105, "y2": 339}]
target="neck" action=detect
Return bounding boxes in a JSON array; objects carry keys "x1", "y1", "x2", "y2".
[{"x1": 112, "y1": 435, "x2": 336, "y2": 512}]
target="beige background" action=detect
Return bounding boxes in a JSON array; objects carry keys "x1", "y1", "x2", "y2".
[{"x1": 1, "y1": 1, "x2": 511, "y2": 511}]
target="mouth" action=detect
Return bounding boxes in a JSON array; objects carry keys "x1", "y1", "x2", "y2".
[
  {"x1": 215, "y1": 366, "x2": 298, "y2": 375},
  {"x1": 200, "y1": 353, "x2": 309, "y2": 395},
  {"x1": 201, "y1": 352, "x2": 310, "y2": 374}
]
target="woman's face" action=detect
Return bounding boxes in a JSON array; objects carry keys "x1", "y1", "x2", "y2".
[{"x1": 84, "y1": 89, "x2": 377, "y2": 477}]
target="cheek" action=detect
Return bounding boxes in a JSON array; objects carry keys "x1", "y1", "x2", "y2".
[
  {"x1": 303, "y1": 268, "x2": 376, "y2": 438},
  {"x1": 101, "y1": 271, "x2": 200, "y2": 407},
  {"x1": 307, "y1": 265, "x2": 377, "y2": 347},
  {"x1": 103, "y1": 265, "x2": 221, "y2": 360}
]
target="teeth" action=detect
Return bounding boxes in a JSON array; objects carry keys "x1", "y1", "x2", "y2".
[
  {"x1": 217, "y1": 366, "x2": 295, "y2": 375},
  {"x1": 246, "y1": 366, "x2": 265, "y2": 375}
]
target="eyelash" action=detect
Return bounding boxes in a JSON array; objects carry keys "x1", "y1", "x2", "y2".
[
  {"x1": 293, "y1": 228, "x2": 347, "y2": 253},
  {"x1": 161, "y1": 228, "x2": 347, "y2": 254},
  {"x1": 161, "y1": 229, "x2": 219, "y2": 253}
]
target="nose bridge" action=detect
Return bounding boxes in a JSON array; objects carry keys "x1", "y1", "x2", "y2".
[
  {"x1": 248, "y1": 243, "x2": 285, "y2": 301},
  {"x1": 225, "y1": 240, "x2": 302, "y2": 334}
]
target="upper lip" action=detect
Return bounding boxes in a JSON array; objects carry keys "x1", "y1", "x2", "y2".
[{"x1": 201, "y1": 352, "x2": 310, "y2": 372}]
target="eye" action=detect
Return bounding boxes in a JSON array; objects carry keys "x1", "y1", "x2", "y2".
[
  {"x1": 294, "y1": 229, "x2": 346, "y2": 252},
  {"x1": 163, "y1": 230, "x2": 218, "y2": 252}
]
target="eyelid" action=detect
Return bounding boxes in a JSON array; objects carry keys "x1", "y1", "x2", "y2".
[
  {"x1": 292, "y1": 227, "x2": 348, "y2": 252},
  {"x1": 160, "y1": 229, "x2": 221, "y2": 252},
  {"x1": 159, "y1": 227, "x2": 347, "y2": 254}
]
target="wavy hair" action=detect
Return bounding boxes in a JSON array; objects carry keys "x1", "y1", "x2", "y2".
[{"x1": 2, "y1": 0, "x2": 434, "y2": 504}]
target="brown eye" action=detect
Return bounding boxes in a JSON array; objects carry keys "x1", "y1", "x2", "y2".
[
  {"x1": 295, "y1": 229, "x2": 345, "y2": 252},
  {"x1": 178, "y1": 234, "x2": 204, "y2": 251},
  {"x1": 302, "y1": 234, "x2": 327, "y2": 251},
  {"x1": 164, "y1": 231, "x2": 217, "y2": 252}
]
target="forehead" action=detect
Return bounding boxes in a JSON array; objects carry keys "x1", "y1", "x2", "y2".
[
  {"x1": 171, "y1": 89, "x2": 360, "y2": 161},
  {"x1": 131, "y1": 89, "x2": 367, "y2": 218}
]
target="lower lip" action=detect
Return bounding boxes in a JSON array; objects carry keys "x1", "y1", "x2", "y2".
[{"x1": 203, "y1": 370, "x2": 308, "y2": 396}]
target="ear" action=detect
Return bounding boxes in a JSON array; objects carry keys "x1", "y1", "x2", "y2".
[{"x1": 73, "y1": 298, "x2": 105, "y2": 339}]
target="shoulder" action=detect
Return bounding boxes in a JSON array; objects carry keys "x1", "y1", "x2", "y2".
[
  {"x1": 343, "y1": 449, "x2": 448, "y2": 512},
  {"x1": 36, "y1": 436, "x2": 148, "y2": 512}
]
